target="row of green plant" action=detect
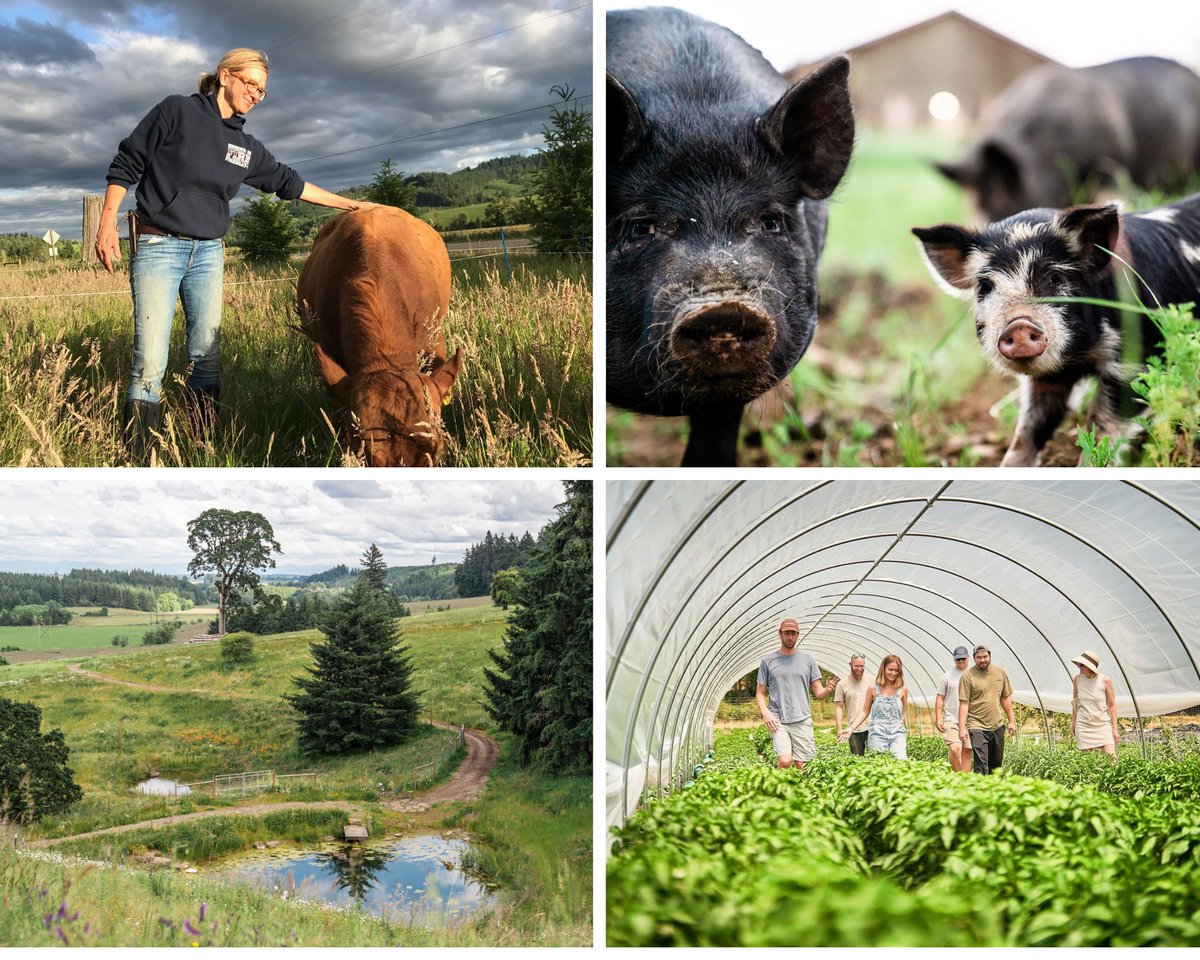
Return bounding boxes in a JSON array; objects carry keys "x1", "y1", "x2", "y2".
[
  {"x1": 609, "y1": 731, "x2": 1200, "y2": 946},
  {"x1": 1000, "y1": 744, "x2": 1200, "y2": 802}
]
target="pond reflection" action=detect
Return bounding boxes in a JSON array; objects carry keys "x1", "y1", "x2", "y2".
[{"x1": 225, "y1": 835, "x2": 495, "y2": 923}]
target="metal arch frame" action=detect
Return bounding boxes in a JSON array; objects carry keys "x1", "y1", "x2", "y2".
[
  {"x1": 936, "y1": 495, "x2": 1200, "y2": 687},
  {"x1": 651, "y1": 562, "x2": 1059, "y2": 796},
  {"x1": 616, "y1": 490, "x2": 936, "y2": 805},
  {"x1": 611, "y1": 481, "x2": 1198, "y2": 819},
  {"x1": 605, "y1": 480, "x2": 650, "y2": 550}
]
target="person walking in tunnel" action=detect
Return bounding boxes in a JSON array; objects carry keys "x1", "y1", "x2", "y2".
[
  {"x1": 935, "y1": 646, "x2": 971, "y2": 772},
  {"x1": 756, "y1": 618, "x2": 839, "y2": 770},
  {"x1": 958, "y1": 645, "x2": 1015, "y2": 774},
  {"x1": 847, "y1": 654, "x2": 909, "y2": 759},
  {"x1": 1071, "y1": 650, "x2": 1119, "y2": 762},
  {"x1": 835, "y1": 653, "x2": 871, "y2": 755}
]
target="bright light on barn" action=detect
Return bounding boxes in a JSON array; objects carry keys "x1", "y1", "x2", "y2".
[{"x1": 929, "y1": 91, "x2": 961, "y2": 121}]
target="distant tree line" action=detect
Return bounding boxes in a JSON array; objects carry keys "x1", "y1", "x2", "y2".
[
  {"x1": 454, "y1": 531, "x2": 538, "y2": 597},
  {"x1": 301, "y1": 562, "x2": 458, "y2": 601},
  {"x1": 411, "y1": 155, "x2": 543, "y2": 207},
  {"x1": 0, "y1": 601, "x2": 72, "y2": 627},
  {"x1": 0, "y1": 233, "x2": 83, "y2": 263},
  {"x1": 0, "y1": 570, "x2": 207, "y2": 612}
]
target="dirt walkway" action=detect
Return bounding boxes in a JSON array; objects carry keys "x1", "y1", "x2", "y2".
[
  {"x1": 28, "y1": 673, "x2": 502, "y2": 848},
  {"x1": 65, "y1": 663, "x2": 266, "y2": 699}
]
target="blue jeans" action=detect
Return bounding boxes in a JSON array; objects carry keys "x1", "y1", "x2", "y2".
[{"x1": 126, "y1": 235, "x2": 224, "y2": 403}]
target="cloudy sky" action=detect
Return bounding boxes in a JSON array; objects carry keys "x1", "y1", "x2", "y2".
[
  {"x1": 0, "y1": 0, "x2": 592, "y2": 236},
  {"x1": 606, "y1": 1, "x2": 1200, "y2": 73},
  {"x1": 0, "y1": 470, "x2": 574, "y2": 575}
]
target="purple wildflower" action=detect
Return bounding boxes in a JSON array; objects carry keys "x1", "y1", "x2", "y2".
[
  {"x1": 158, "y1": 917, "x2": 175, "y2": 928},
  {"x1": 56, "y1": 926, "x2": 69, "y2": 945},
  {"x1": 199, "y1": 902, "x2": 207, "y2": 922},
  {"x1": 43, "y1": 913, "x2": 53, "y2": 928},
  {"x1": 57, "y1": 900, "x2": 69, "y2": 921},
  {"x1": 184, "y1": 920, "x2": 201, "y2": 936}
]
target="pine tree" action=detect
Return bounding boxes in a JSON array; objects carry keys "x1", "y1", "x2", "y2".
[
  {"x1": 285, "y1": 579, "x2": 421, "y2": 756},
  {"x1": 527, "y1": 84, "x2": 592, "y2": 254},
  {"x1": 483, "y1": 481, "x2": 592, "y2": 771},
  {"x1": 233, "y1": 193, "x2": 298, "y2": 265},
  {"x1": 366, "y1": 157, "x2": 417, "y2": 210},
  {"x1": 360, "y1": 543, "x2": 389, "y2": 592}
]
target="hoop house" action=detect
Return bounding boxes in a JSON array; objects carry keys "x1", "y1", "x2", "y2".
[{"x1": 606, "y1": 479, "x2": 1200, "y2": 835}]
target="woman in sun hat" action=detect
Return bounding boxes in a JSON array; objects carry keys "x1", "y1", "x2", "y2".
[
  {"x1": 1071, "y1": 650, "x2": 1119, "y2": 761},
  {"x1": 95, "y1": 47, "x2": 381, "y2": 462}
]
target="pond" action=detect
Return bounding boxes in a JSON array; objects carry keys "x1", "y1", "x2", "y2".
[
  {"x1": 135, "y1": 776, "x2": 192, "y2": 797},
  {"x1": 221, "y1": 834, "x2": 495, "y2": 924}
]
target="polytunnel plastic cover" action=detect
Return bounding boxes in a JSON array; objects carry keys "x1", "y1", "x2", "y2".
[{"x1": 606, "y1": 479, "x2": 1200, "y2": 835}]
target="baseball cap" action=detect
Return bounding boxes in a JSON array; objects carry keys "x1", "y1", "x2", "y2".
[
  {"x1": 952, "y1": 646, "x2": 969, "y2": 659},
  {"x1": 973, "y1": 644, "x2": 991, "y2": 656}
]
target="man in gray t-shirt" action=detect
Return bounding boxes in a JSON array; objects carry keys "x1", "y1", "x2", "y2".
[
  {"x1": 756, "y1": 618, "x2": 839, "y2": 770},
  {"x1": 935, "y1": 646, "x2": 971, "y2": 772}
]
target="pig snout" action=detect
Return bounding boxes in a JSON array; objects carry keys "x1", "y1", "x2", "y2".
[
  {"x1": 997, "y1": 317, "x2": 1047, "y2": 361},
  {"x1": 667, "y1": 298, "x2": 776, "y2": 378}
]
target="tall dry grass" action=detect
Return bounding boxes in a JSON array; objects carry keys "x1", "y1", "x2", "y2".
[{"x1": 0, "y1": 254, "x2": 592, "y2": 467}]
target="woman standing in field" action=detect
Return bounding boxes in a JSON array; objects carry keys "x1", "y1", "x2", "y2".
[
  {"x1": 848, "y1": 654, "x2": 909, "y2": 760},
  {"x1": 1071, "y1": 650, "x2": 1119, "y2": 761},
  {"x1": 96, "y1": 48, "x2": 378, "y2": 461}
]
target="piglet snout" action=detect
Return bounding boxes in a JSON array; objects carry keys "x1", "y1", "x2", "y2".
[
  {"x1": 669, "y1": 300, "x2": 776, "y2": 376},
  {"x1": 998, "y1": 317, "x2": 1047, "y2": 360}
]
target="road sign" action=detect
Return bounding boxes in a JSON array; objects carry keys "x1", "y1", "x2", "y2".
[
  {"x1": 43, "y1": 229, "x2": 60, "y2": 246},
  {"x1": 48, "y1": 246, "x2": 58, "y2": 258}
]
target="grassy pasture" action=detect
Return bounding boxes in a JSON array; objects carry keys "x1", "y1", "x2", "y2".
[
  {"x1": 0, "y1": 249, "x2": 591, "y2": 467},
  {"x1": 606, "y1": 132, "x2": 1200, "y2": 466},
  {"x1": 0, "y1": 603, "x2": 590, "y2": 946}
]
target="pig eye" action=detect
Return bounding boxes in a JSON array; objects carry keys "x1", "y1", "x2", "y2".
[
  {"x1": 761, "y1": 215, "x2": 783, "y2": 233},
  {"x1": 976, "y1": 277, "x2": 994, "y2": 300},
  {"x1": 1048, "y1": 267, "x2": 1070, "y2": 287},
  {"x1": 629, "y1": 221, "x2": 657, "y2": 240}
]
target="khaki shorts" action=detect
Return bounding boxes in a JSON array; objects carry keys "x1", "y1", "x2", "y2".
[
  {"x1": 770, "y1": 718, "x2": 816, "y2": 762},
  {"x1": 942, "y1": 722, "x2": 961, "y2": 745}
]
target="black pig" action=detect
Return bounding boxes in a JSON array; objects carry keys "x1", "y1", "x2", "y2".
[
  {"x1": 607, "y1": 7, "x2": 854, "y2": 466},
  {"x1": 938, "y1": 57, "x2": 1200, "y2": 221},
  {"x1": 914, "y1": 195, "x2": 1200, "y2": 466}
]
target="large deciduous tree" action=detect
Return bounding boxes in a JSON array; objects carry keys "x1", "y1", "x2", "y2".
[
  {"x1": 285, "y1": 576, "x2": 421, "y2": 757},
  {"x1": 186, "y1": 509, "x2": 282, "y2": 636},
  {"x1": 483, "y1": 481, "x2": 592, "y2": 771},
  {"x1": 0, "y1": 698, "x2": 83, "y2": 823}
]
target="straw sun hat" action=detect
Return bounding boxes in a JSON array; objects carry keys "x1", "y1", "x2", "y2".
[{"x1": 1071, "y1": 651, "x2": 1101, "y2": 672}]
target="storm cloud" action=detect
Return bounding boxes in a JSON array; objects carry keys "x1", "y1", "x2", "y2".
[{"x1": 0, "y1": 0, "x2": 592, "y2": 236}]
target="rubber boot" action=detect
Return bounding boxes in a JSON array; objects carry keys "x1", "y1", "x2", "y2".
[
  {"x1": 122, "y1": 399, "x2": 162, "y2": 465},
  {"x1": 185, "y1": 384, "x2": 221, "y2": 445}
]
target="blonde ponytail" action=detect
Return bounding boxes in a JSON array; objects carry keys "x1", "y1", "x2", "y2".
[{"x1": 198, "y1": 48, "x2": 269, "y2": 96}]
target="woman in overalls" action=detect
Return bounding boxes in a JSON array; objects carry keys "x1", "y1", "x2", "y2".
[{"x1": 848, "y1": 654, "x2": 909, "y2": 760}]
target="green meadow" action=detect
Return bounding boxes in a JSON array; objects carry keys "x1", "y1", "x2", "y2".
[{"x1": 0, "y1": 604, "x2": 591, "y2": 946}]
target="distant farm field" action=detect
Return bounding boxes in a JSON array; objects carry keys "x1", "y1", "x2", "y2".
[
  {"x1": 0, "y1": 606, "x2": 216, "y2": 655},
  {"x1": 1, "y1": 250, "x2": 591, "y2": 467}
]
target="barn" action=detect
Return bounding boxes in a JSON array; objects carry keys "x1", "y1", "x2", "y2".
[{"x1": 786, "y1": 11, "x2": 1058, "y2": 134}]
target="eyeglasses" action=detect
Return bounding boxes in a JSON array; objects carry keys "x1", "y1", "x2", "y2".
[
  {"x1": 954, "y1": 657, "x2": 968, "y2": 662},
  {"x1": 230, "y1": 73, "x2": 267, "y2": 100}
]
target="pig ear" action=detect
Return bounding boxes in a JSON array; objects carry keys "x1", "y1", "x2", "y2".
[
  {"x1": 1056, "y1": 203, "x2": 1121, "y2": 270},
  {"x1": 608, "y1": 73, "x2": 647, "y2": 166},
  {"x1": 313, "y1": 343, "x2": 349, "y2": 399},
  {"x1": 758, "y1": 55, "x2": 855, "y2": 200},
  {"x1": 911, "y1": 224, "x2": 979, "y2": 299},
  {"x1": 935, "y1": 158, "x2": 972, "y2": 186},
  {"x1": 430, "y1": 347, "x2": 463, "y2": 402}
]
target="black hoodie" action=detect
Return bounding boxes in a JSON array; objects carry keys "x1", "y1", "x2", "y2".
[{"x1": 106, "y1": 92, "x2": 305, "y2": 240}]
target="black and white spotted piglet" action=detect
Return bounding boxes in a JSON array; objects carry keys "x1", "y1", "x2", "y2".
[{"x1": 913, "y1": 197, "x2": 1200, "y2": 466}]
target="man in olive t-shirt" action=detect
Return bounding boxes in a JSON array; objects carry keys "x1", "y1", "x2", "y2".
[{"x1": 957, "y1": 645, "x2": 1015, "y2": 774}]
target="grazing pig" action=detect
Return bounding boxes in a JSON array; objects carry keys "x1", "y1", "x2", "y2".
[
  {"x1": 937, "y1": 57, "x2": 1200, "y2": 221},
  {"x1": 913, "y1": 195, "x2": 1200, "y2": 466},
  {"x1": 297, "y1": 207, "x2": 462, "y2": 467},
  {"x1": 607, "y1": 6, "x2": 855, "y2": 466}
]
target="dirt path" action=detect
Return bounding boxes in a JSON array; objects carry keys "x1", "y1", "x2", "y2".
[
  {"x1": 65, "y1": 663, "x2": 266, "y2": 699},
  {"x1": 27, "y1": 672, "x2": 501, "y2": 848}
]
